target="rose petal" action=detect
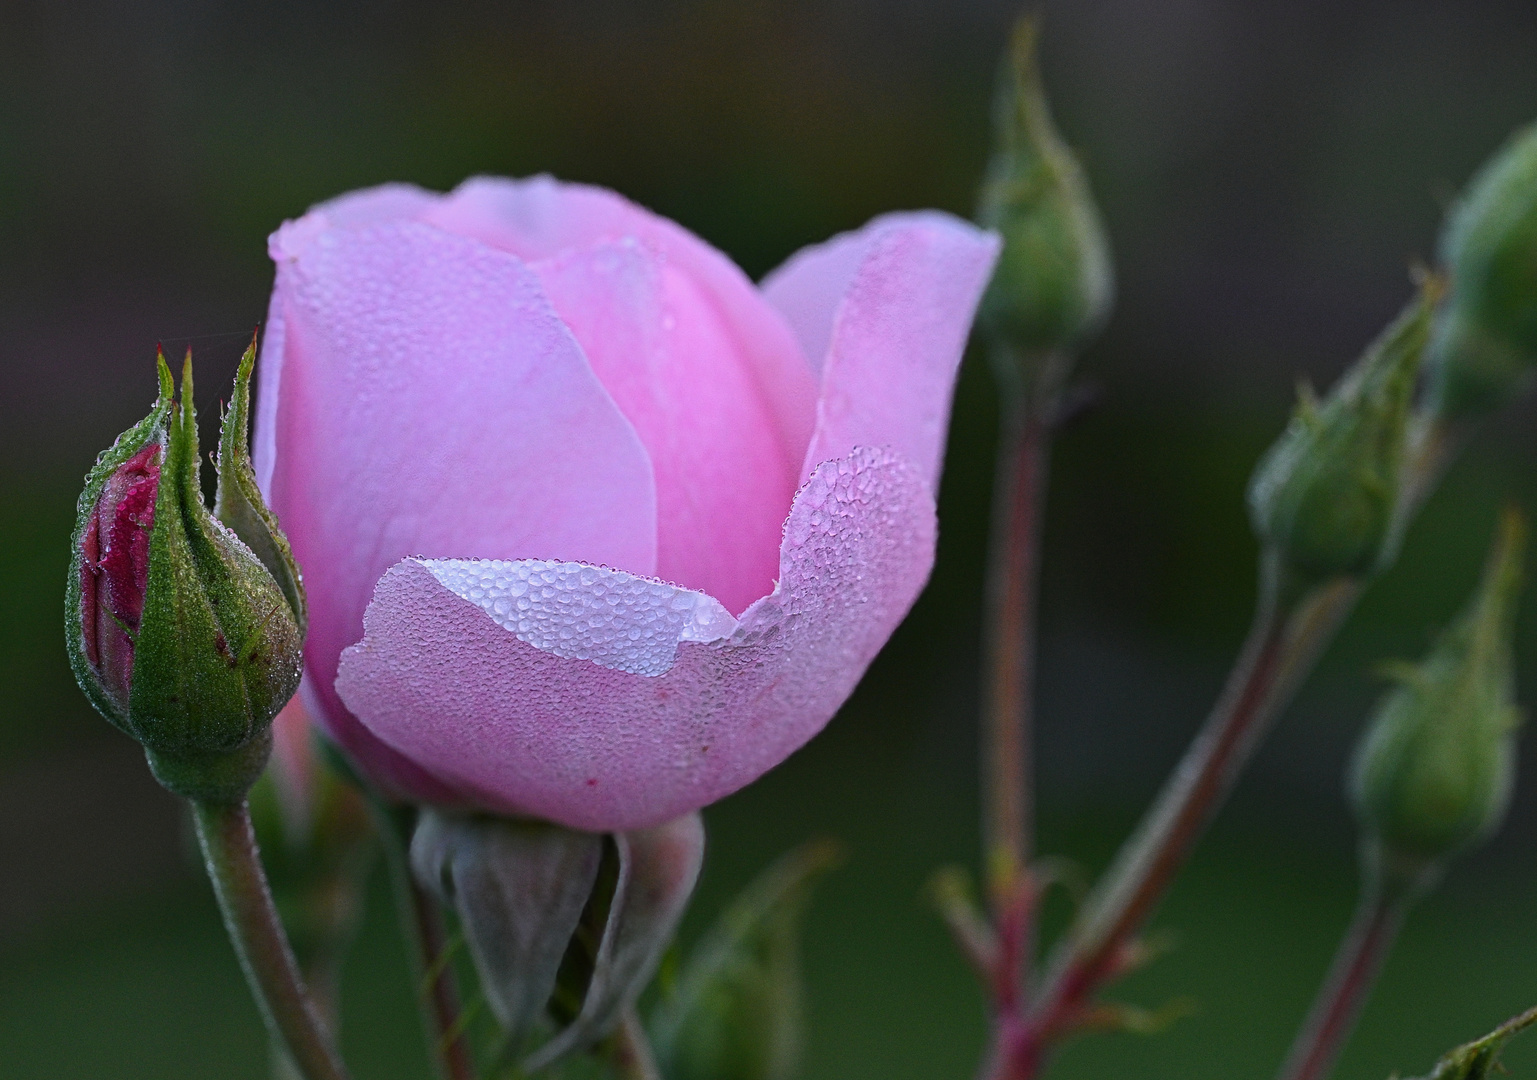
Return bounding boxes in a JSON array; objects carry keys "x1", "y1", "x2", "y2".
[
  {"x1": 425, "y1": 557, "x2": 736, "y2": 678},
  {"x1": 255, "y1": 219, "x2": 658, "y2": 801},
  {"x1": 533, "y1": 238, "x2": 798, "y2": 614},
  {"x1": 762, "y1": 212, "x2": 1000, "y2": 487},
  {"x1": 421, "y1": 176, "x2": 820, "y2": 475},
  {"x1": 758, "y1": 228, "x2": 870, "y2": 378},
  {"x1": 336, "y1": 446, "x2": 936, "y2": 831}
]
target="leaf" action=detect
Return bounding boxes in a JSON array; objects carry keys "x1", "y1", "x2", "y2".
[
  {"x1": 1406, "y1": 1003, "x2": 1537, "y2": 1080},
  {"x1": 650, "y1": 840, "x2": 842, "y2": 1080}
]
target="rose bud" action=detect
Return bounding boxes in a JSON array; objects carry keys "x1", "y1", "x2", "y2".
[
  {"x1": 1247, "y1": 286, "x2": 1432, "y2": 583},
  {"x1": 410, "y1": 809, "x2": 703, "y2": 1069},
  {"x1": 1350, "y1": 508, "x2": 1525, "y2": 883},
  {"x1": 1425, "y1": 120, "x2": 1537, "y2": 419},
  {"x1": 253, "y1": 176, "x2": 998, "y2": 832},
  {"x1": 976, "y1": 15, "x2": 1114, "y2": 389},
  {"x1": 67, "y1": 347, "x2": 305, "y2": 804}
]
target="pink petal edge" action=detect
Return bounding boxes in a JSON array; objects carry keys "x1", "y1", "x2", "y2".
[
  {"x1": 761, "y1": 211, "x2": 1001, "y2": 488},
  {"x1": 335, "y1": 446, "x2": 937, "y2": 831}
]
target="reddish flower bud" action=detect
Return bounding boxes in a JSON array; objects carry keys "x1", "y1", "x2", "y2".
[
  {"x1": 67, "y1": 345, "x2": 306, "y2": 803},
  {"x1": 78, "y1": 441, "x2": 162, "y2": 714}
]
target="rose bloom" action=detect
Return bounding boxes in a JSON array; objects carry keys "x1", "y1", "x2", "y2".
[{"x1": 253, "y1": 177, "x2": 998, "y2": 831}]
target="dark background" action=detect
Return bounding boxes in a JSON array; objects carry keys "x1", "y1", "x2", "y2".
[{"x1": 3, "y1": 1, "x2": 1536, "y2": 1077}]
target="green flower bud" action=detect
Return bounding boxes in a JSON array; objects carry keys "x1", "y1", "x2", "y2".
[
  {"x1": 976, "y1": 16, "x2": 1114, "y2": 386},
  {"x1": 67, "y1": 346, "x2": 305, "y2": 804},
  {"x1": 1350, "y1": 509, "x2": 1525, "y2": 872},
  {"x1": 1247, "y1": 289, "x2": 1432, "y2": 581},
  {"x1": 1426, "y1": 121, "x2": 1537, "y2": 418}
]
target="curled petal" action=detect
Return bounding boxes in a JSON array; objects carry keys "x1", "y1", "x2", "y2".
[
  {"x1": 762, "y1": 211, "x2": 1001, "y2": 487},
  {"x1": 336, "y1": 446, "x2": 937, "y2": 831}
]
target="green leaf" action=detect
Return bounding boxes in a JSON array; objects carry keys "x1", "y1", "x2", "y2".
[
  {"x1": 651, "y1": 840, "x2": 841, "y2": 1080},
  {"x1": 1404, "y1": 1003, "x2": 1537, "y2": 1079}
]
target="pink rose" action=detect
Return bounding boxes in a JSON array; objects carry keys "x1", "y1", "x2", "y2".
[{"x1": 255, "y1": 176, "x2": 998, "y2": 831}]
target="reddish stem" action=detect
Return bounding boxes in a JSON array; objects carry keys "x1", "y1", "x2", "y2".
[
  {"x1": 1277, "y1": 889, "x2": 1408, "y2": 1080},
  {"x1": 977, "y1": 355, "x2": 1062, "y2": 1080},
  {"x1": 1027, "y1": 565, "x2": 1362, "y2": 1057},
  {"x1": 410, "y1": 875, "x2": 478, "y2": 1080},
  {"x1": 983, "y1": 382, "x2": 1054, "y2": 908}
]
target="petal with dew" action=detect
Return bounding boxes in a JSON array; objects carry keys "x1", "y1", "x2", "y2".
[
  {"x1": 254, "y1": 219, "x2": 658, "y2": 801},
  {"x1": 336, "y1": 447, "x2": 936, "y2": 831},
  {"x1": 533, "y1": 238, "x2": 798, "y2": 614},
  {"x1": 421, "y1": 175, "x2": 820, "y2": 473},
  {"x1": 762, "y1": 212, "x2": 1000, "y2": 488}
]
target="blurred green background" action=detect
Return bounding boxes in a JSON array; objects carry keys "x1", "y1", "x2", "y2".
[{"x1": 2, "y1": 1, "x2": 1536, "y2": 1077}]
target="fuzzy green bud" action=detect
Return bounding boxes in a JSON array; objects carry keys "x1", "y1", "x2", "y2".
[
  {"x1": 1426, "y1": 121, "x2": 1537, "y2": 418},
  {"x1": 976, "y1": 16, "x2": 1114, "y2": 388},
  {"x1": 1247, "y1": 289, "x2": 1432, "y2": 581},
  {"x1": 67, "y1": 344, "x2": 305, "y2": 804},
  {"x1": 1350, "y1": 509, "x2": 1525, "y2": 872}
]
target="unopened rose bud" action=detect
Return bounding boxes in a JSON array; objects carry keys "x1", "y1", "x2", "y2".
[
  {"x1": 67, "y1": 347, "x2": 304, "y2": 804},
  {"x1": 976, "y1": 15, "x2": 1114, "y2": 388},
  {"x1": 1247, "y1": 288, "x2": 1432, "y2": 581},
  {"x1": 1350, "y1": 509, "x2": 1525, "y2": 878},
  {"x1": 1426, "y1": 121, "x2": 1537, "y2": 419},
  {"x1": 411, "y1": 809, "x2": 704, "y2": 1069}
]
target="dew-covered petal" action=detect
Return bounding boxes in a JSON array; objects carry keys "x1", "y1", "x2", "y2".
[
  {"x1": 533, "y1": 238, "x2": 798, "y2": 615},
  {"x1": 255, "y1": 218, "x2": 658, "y2": 802},
  {"x1": 420, "y1": 175, "x2": 820, "y2": 474},
  {"x1": 762, "y1": 212, "x2": 1000, "y2": 487},
  {"x1": 335, "y1": 446, "x2": 936, "y2": 831},
  {"x1": 425, "y1": 558, "x2": 737, "y2": 678}
]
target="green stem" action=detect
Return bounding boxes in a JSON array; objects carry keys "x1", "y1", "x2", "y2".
[
  {"x1": 374, "y1": 802, "x2": 478, "y2": 1080},
  {"x1": 192, "y1": 800, "x2": 351, "y2": 1080}
]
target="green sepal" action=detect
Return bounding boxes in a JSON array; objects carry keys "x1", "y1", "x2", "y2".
[
  {"x1": 216, "y1": 334, "x2": 307, "y2": 633},
  {"x1": 976, "y1": 15, "x2": 1114, "y2": 388},
  {"x1": 127, "y1": 354, "x2": 303, "y2": 802},
  {"x1": 146, "y1": 730, "x2": 274, "y2": 808},
  {"x1": 64, "y1": 355, "x2": 175, "y2": 735},
  {"x1": 651, "y1": 840, "x2": 841, "y2": 1080},
  {"x1": 1247, "y1": 286, "x2": 1433, "y2": 582},
  {"x1": 1351, "y1": 509, "x2": 1526, "y2": 865}
]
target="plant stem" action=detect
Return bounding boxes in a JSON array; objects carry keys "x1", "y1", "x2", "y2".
[
  {"x1": 1030, "y1": 558, "x2": 1361, "y2": 1039},
  {"x1": 983, "y1": 382, "x2": 1054, "y2": 905},
  {"x1": 374, "y1": 802, "x2": 478, "y2": 1080},
  {"x1": 192, "y1": 799, "x2": 351, "y2": 1080},
  {"x1": 1276, "y1": 884, "x2": 1412, "y2": 1080},
  {"x1": 609, "y1": 1007, "x2": 663, "y2": 1080},
  {"x1": 1011, "y1": 416, "x2": 1462, "y2": 1074}
]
